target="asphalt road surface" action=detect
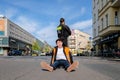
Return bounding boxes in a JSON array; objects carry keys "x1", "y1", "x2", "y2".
[{"x1": 0, "y1": 56, "x2": 120, "y2": 80}]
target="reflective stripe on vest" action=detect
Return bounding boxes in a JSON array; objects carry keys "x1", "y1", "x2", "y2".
[{"x1": 57, "y1": 26, "x2": 62, "y2": 30}]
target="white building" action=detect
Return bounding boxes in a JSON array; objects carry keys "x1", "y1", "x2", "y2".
[{"x1": 68, "y1": 29, "x2": 91, "y2": 55}]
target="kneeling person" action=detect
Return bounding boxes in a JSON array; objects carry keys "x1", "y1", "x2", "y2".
[{"x1": 41, "y1": 39, "x2": 79, "y2": 72}]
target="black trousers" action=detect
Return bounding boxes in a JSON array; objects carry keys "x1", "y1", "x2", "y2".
[
  {"x1": 58, "y1": 37, "x2": 68, "y2": 46},
  {"x1": 62, "y1": 38, "x2": 68, "y2": 47}
]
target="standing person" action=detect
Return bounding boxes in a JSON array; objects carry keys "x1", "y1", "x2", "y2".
[
  {"x1": 57, "y1": 18, "x2": 71, "y2": 46},
  {"x1": 40, "y1": 39, "x2": 79, "y2": 72}
]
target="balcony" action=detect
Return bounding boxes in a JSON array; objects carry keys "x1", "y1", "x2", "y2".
[
  {"x1": 69, "y1": 42, "x2": 76, "y2": 45},
  {"x1": 69, "y1": 45, "x2": 76, "y2": 49},
  {"x1": 70, "y1": 47, "x2": 76, "y2": 49},
  {"x1": 99, "y1": 25, "x2": 120, "y2": 36},
  {"x1": 93, "y1": 36, "x2": 101, "y2": 41},
  {"x1": 69, "y1": 42, "x2": 75, "y2": 44},
  {"x1": 111, "y1": 0, "x2": 120, "y2": 7}
]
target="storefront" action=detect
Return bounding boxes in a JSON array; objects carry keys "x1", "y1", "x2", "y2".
[
  {"x1": 93, "y1": 33, "x2": 120, "y2": 56},
  {"x1": 9, "y1": 37, "x2": 32, "y2": 55},
  {"x1": 101, "y1": 33, "x2": 118, "y2": 47},
  {"x1": 96, "y1": 33, "x2": 119, "y2": 56},
  {"x1": 0, "y1": 47, "x2": 3, "y2": 55}
]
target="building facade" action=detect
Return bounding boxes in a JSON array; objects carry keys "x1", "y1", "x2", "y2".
[
  {"x1": 68, "y1": 29, "x2": 91, "y2": 55},
  {"x1": 0, "y1": 16, "x2": 40, "y2": 56},
  {"x1": 92, "y1": 0, "x2": 120, "y2": 55}
]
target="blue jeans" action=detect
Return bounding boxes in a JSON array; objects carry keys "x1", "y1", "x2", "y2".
[{"x1": 51, "y1": 59, "x2": 70, "y2": 70}]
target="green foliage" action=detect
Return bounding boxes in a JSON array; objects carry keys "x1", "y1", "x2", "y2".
[
  {"x1": 32, "y1": 41, "x2": 41, "y2": 51},
  {"x1": 43, "y1": 45, "x2": 51, "y2": 52}
]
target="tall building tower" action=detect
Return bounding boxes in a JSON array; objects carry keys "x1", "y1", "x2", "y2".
[{"x1": 92, "y1": 0, "x2": 120, "y2": 55}]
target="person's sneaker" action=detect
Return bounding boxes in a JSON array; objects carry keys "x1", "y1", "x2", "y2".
[
  {"x1": 40, "y1": 61, "x2": 53, "y2": 72},
  {"x1": 67, "y1": 61, "x2": 79, "y2": 72}
]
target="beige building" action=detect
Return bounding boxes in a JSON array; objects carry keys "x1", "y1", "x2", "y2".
[
  {"x1": 92, "y1": 0, "x2": 120, "y2": 55},
  {"x1": 68, "y1": 29, "x2": 91, "y2": 55}
]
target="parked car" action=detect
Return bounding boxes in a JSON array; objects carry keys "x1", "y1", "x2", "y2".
[
  {"x1": 8, "y1": 50, "x2": 22, "y2": 56},
  {"x1": 40, "y1": 52, "x2": 46, "y2": 56},
  {"x1": 46, "y1": 52, "x2": 52, "y2": 56},
  {"x1": 31, "y1": 50, "x2": 40, "y2": 56}
]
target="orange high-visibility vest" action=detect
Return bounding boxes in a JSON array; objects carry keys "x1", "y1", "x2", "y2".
[{"x1": 51, "y1": 46, "x2": 73, "y2": 65}]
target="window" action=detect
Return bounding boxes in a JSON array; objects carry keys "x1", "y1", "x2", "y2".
[
  {"x1": 97, "y1": 0, "x2": 99, "y2": 4},
  {"x1": 0, "y1": 39, "x2": 2, "y2": 45},
  {"x1": 93, "y1": 0, "x2": 95, "y2": 9},
  {"x1": 105, "y1": 14, "x2": 108, "y2": 27},
  {"x1": 2, "y1": 38, "x2": 8, "y2": 45},
  {"x1": 101, "y1": 0, "x2": 103, "y2": 8},
  {"x1": 0, "y1": 31, "x2": 4, "y2": 35},
  {"x1": 0, "y1": 47, "x2": 3, "y2": 54},
  {"x1": 98, "y1": 26, "x2": 100, "y2": 32},
  {"x1": 0, "y1": 38, "x2": 8, "y2": 45},
  {"x1": 106, "y1": 0, "x2": 108, "y2": 3},
  {"x1": 115, "y1": 11, "x2": 119, "y2": 25},
  {"x1": 111, "y1": 0, "x2": 115, "y2": 2},
  {"x1": 101, "y1": 18, "x2": 104, "y2": 29},
  {"x1": 94, "y1": 14, "x2": 96, "y2": 22},
  {"x1": 94, "y1": 29, "x2": 96, "y2": 37}
]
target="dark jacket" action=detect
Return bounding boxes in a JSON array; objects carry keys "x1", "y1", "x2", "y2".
[
  {"x1": 57, "y1": 24, "x2": 71, "y2": 39},
  {"x1": 50, "y1": 46, "x2": 73, "y2": 65}
]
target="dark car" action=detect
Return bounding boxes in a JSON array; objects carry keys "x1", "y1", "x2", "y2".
[
  {"x1": 113, "y1": 49, "x2": 120, "y2": 58},
  {"x1": 46, "y1": 52, "x2": 52, "y2": 56},
  {"x1": 8, "y1": 50, "x2": 22, "y2": 56}
]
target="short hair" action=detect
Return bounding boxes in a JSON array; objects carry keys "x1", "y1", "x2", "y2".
[
  {"x1": 60, "y1": 18, "x2": 65, "y2": 23},
  {"x1": 56, "y1": 38, "x2": 63, "y2": 43}
]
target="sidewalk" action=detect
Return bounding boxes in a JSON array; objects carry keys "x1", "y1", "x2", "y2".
[{"x1": 107, "y1": 57, "x2": 120, "y2": 61}]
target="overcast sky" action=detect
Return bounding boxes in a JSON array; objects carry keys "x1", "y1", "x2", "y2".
[{"x1": 0, "y1": 0, "x2": 92, "y2": 46}]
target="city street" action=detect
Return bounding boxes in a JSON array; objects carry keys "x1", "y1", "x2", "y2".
[{"x1": 0, "y1": 56, "x2": 120, "y2": 80}]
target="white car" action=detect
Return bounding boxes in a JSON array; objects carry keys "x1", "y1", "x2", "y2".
[
  {"x1": 40, "y1": 52, "x2": 46, "y2": 56},
  {"x1": 72, "y1": 53, "x2": 77, "y2": 56}
]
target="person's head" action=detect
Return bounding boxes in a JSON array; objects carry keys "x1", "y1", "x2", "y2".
[
  {"x1": 56, "y1": 38, "x2": 63, "y2": 48},
  {"x1": 60, "y1": 18, "x2": 65, "y2": 25}
]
